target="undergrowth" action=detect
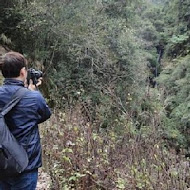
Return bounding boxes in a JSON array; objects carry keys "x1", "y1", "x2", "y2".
[{"x1": 41, "y1": 106, "x2": 190, "y2": 190}]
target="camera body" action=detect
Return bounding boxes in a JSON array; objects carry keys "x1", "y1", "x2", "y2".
[{"x1": 27, "y1": 68, "x2": 43, "y2": 85}]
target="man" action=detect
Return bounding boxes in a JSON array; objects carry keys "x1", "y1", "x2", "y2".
[{"x1": 0, "y1": 52, "x2": 51, "y2": 190}]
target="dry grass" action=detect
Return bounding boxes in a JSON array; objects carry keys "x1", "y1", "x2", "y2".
[{"x1": 40, "y1": 106, "x2": 190, "y2": 190}]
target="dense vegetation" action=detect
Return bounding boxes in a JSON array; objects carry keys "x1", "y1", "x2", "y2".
[
  {"x1": 157, "y1": 0, "x2": 190, "y2": 150},
  {"x1": 0, "y1": 0, "x2": 190, "y2": 189}
]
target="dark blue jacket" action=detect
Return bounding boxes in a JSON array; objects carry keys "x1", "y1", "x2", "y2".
[{"x1": 0, "y1": 78, "x2": 51, "y2": 172}]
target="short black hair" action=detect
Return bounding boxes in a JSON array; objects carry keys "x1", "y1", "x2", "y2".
[{"x1": 0, "y1": 51, "x2": 27, "y2": 78}]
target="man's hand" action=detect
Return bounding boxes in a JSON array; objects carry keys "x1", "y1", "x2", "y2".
[{"x1": 28, "y1": 77, "x2": 43, "y2": 91}]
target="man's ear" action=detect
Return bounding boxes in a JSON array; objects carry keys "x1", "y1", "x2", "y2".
[
  {"x1": 20, "y1": 67, "x2": 25, "y2": 76},
  {"x1": 20, "y1": 67, "x2": 27, "y2": 78}
]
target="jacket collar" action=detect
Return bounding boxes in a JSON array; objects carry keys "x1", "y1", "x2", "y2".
[{"x1": 3, "y1": 78, "x2": 24, "y2": 87}]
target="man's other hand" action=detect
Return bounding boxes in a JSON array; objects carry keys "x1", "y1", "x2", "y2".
[{"x1": 28, "y1": 77, "x2": 43, "y2": 91}]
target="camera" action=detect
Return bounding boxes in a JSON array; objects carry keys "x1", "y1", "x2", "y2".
[{"x1": 27, "y1": 68, "x2": 43, "y2": 85}]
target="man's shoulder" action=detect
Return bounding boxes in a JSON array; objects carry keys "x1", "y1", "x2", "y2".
[
  {"x1": 0, "y1": 85, "x2": 11, "y2": 97},
  {"x1": 19, "y1": 90, "x2": 46, "y2": 109},
  {"x1": 0, "y1": 85, "x2": 6, "y2": 91},
  {"x1": 25, "y1": 89, "x2": 44, "y2": 100}
]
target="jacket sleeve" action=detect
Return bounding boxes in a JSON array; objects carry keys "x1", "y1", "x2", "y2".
[{"x1": 36, "y1": 91, "x2": 51, "y2": 124}]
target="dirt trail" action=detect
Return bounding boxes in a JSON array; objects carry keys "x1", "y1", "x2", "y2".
[{"x1": 36, "y1": 169, "x2": 51, "y2": 190}]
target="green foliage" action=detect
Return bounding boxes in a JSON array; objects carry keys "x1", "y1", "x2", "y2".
[
  {"x1": 0, "y1": 0, "x2": 161, "y2": 133},
  {"x1": 15, "y1": 0, "x2": 152, "y2": 129},
  {"x1": 158, "y1": 55, "x2": 190, "y2": 148},
  {"x1": 0, "y1": 34, "x2": 12, "y2": 45},
  {"x1": 162, "y1": 0, "x2": 190, "y2": 57},
  {"x1": 170, "y1": 34, "x2": 189, "y2": 44},
  {"x1": 0, "y1": 1, "x2": 25, "y2": 51},
  {"x1": 0, "y1": 0, "x2": 164, "y2": 129},
  {"x1": 154, "y1": 0, "x2": 190, "y2": 150}
]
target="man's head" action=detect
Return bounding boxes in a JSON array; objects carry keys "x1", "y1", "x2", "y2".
[{"x1": 0, "y1": 51, "x2": 27, "y2": 81}]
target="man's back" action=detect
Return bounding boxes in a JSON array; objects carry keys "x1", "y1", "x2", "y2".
[
  {"x1": 0, "y1": 51, "x2": 51, "y2": 190},
  {"x1": 0, "y1": 78, "x2": 51, "y2": 171}
]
